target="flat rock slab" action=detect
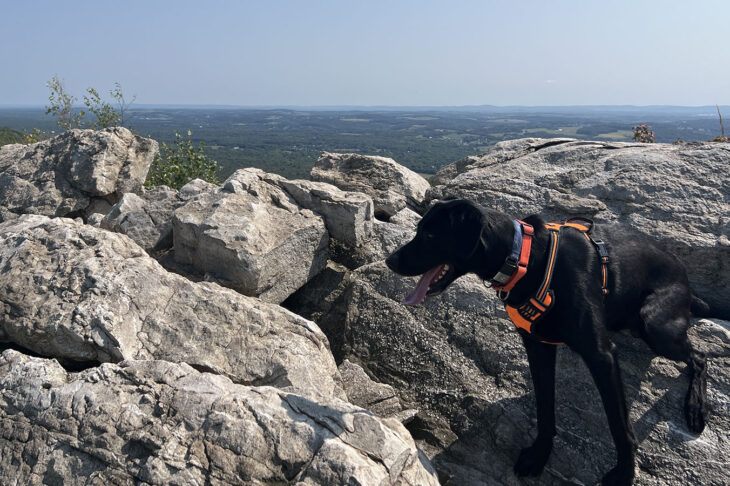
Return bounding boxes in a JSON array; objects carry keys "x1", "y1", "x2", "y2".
[
  {"x1": 0, "y1": 351, "x2": 439, "y2": 486},
  {"x1": 0, "y1": 127, "x2": 157, "y2": 221},
  {"x1": 0, "y1": 215, "x2": 343, "y2": 400},
  {"x1": 429, "y1": 138, "x2": 730, "y2": 319},
  {"x1": 173, "y1": 169, "x2": 329, "y2": 304},
  {"x1": 312, "y1": 152, "x2": 430, "y2": 218}
]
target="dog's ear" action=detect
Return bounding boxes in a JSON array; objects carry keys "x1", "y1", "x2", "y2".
[{"x1": 450, "y1": 204, "x2": 486, "y2": 257}]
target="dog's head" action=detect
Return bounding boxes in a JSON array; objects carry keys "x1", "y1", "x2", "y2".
[{"x1": 385, "y1": 199, "x2": 513, "y2": 305}]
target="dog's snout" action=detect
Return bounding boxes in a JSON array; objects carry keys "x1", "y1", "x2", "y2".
[{"x1": 385, "y1": 252, "x2": 400, "y2": 272}]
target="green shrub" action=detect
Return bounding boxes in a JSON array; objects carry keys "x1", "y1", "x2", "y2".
[{"x1": 145, "y1": 131, "x2": 219, "y2": 189}]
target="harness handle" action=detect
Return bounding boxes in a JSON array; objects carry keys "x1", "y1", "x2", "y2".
[{"x1": 565, "y1": 217, "x2": 595, "y2": 232}]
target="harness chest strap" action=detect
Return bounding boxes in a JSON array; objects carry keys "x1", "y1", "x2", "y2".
[{"x1": 505, "y1": 227, "x2": 561, "y2": 344}]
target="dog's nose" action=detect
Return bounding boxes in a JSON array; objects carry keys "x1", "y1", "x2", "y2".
[{"x1": 385, "y1": 252, "x2": 399, "y2": 271}]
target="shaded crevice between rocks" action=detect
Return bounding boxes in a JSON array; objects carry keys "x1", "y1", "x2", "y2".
[
  {"x1": 531, "y1": 139, "x2": 576, "y2": 152},
  {"x1": 0, "y1": 341, "x2": 101, "y2": 372}
]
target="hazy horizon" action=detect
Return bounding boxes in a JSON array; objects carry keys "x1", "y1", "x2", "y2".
[{"x1": 2, "y1": 0, "x2": 729, "y2": 106}]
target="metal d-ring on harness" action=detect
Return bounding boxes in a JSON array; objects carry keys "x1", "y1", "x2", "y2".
[{"x1": 491, "y1": 217, "x2": 610, "y2": 345}]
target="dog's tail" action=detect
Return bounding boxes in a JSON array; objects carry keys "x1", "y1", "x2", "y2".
[{"x1": 690, "y1": 294, "x2": 711, "y2": 318}]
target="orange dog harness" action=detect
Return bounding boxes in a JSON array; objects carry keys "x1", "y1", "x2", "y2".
[{"x1": 497, "y1": 218, "x2": 609, "y2": 345}]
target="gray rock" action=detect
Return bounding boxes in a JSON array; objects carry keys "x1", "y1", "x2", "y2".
[
  {"x1": 320, "y1": 261, "x2": 730, "y2": 485},
  {"x1": 179, "y1": 177, "x2": 219, "y2": 198},
  {"x1": 101, "y1": 183, "x2": 218, "y2": 254},
  {"x1": 428, "y1": 139, "x2": 730, "y2": 319},
  {"x1": 339, "y1": 359, "x2": 416, "y2": 423},
  {"x1": 0, "y1": 128, "x2": 157, "y2": 221},
  {"x1": 389, "y1": 208, "x2": 422, "y2": 229},
  {"x1": 0, "y1": 215, "x2": 343, "y2": 400},
  {"x1": 330, "y1": 220, "x2": 415, "y2": 270},
  {"x1": 101, "y1": 186, "x2": 186, "y2": 252},
  {"x1": 283, "y1": 260, "x2": 350, "y2": 324},
  {"x1": 312, "y1": 152, "x2": 430, "y2": 218},
  {"x1": 86, "y1": 212, "x2": 104, "y2": 227},
  {"x1": 0, "y1": 351, "x2": 439, "y2": 486},
  {"x1": 173, "y1": 169, "x2": 329, "y2": 304},
  {"x1": 278, "y1": 178, "x2": 375, "y2": 247},
  {"x1": 431, "y1": 138, "x2": 576, "y2": 186}
]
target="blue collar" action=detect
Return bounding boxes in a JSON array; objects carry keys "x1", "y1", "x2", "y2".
[{"x1": 490, "y1": 220, "x2": 523, "y2": 286}]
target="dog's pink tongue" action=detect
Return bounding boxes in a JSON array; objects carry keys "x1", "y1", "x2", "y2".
[{"x1": 402, "y1": 265, "x2": 444, "y2": 306}]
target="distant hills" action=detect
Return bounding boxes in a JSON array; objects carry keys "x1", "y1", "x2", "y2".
[{"x1": 1, "y1": 106, "x2": 727, "y2": 180}]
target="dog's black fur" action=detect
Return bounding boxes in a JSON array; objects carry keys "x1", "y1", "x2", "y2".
[{"x1": 386, "y1": 199, "x2": 707, "y2": 486}]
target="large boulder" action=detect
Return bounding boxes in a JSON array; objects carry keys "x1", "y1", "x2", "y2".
[
  {"x1": 319, "y1": 261, "x2": 730, "y2": 485},
  {"x1": 173, "y1": 169, "x2": 329, "y2": 304},
  {"x1": 428, "y1": 139, "x2": 730, "y2": 319},
  {"x1": 0, "y1": 127, "x2": 157, "y2": 221},
  {"x1": 278, "y1": 178, "x2": 375, "y2": 247},
  {"x1": 0, "y1": 215, "x2": 343, "y2": 400},
  {"x1": 0, "y1": 351, "x2": 439, "y2": 486},
  {"x1": 312, "y1": 152, "x2": 430, "y2": 219}
]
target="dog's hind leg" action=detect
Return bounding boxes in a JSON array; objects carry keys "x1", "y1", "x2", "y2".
[
  {"x1": 514, "y1": 334, "x2": 557, "y2": 477},
  {"x1": 639, "y1": 285, "x2": 707, "y2": 434}
]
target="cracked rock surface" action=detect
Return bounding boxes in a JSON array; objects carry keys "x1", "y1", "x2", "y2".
[
  {"x1": 0, "y1": 350, "x2": 439, "y2": 486},
  {"x1": 0, "y1": 215, "x2": 343, "y2": 400},
  {"x1": 428, "y1": 138, "x2": 730, "y2": 319}
]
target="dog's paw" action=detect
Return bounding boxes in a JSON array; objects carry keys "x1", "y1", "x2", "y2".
[
  {"x1": 513, "y1": 441, "x2": 552, "y2": 477},
  {"x1": 685, "y1": 391, "x2": 706, "y2": 434},
  {"x1": 601, "y1": 464, "x2": 634, "y2": 486}
]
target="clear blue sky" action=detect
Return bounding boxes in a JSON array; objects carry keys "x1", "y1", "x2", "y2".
[{"x1": 1, "y1": 0, "x2": 728, "y2": 106}]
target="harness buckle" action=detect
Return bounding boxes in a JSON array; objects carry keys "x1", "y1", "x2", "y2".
[{"x1": 592, "y1": 238, "x2": 609, "y2": 262}]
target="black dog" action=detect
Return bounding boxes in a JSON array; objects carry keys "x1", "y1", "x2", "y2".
[{"x1": 385, "y1": 199, "x2": 707, "y2": 486}]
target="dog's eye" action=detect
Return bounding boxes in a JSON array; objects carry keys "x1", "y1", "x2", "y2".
[{"x1": 424, "y1": 232, "x2": 435, "y2": 240}]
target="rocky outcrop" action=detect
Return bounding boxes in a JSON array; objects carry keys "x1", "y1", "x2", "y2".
[
  {"x1": 320, "y1": 261, "x2": 730, "y2": 485},
  {"x1": 173, "y1": 169, "x2": 329, "y2": 304},
  {"x1": 0, "y1": 350, "x2": 439, "y2": 485},
  {"x1": 312, "y1": 152, "x2": 430, "y2": 219},
  {"x1": 0, "y1": 215, "x2": 343, "y2": 400},
  {"x1": 101, "y1": 180, "x2": 218, "y2": 253},
  {"x1": 428, "y1": 138, "x2": 730, "y2": 319},
  {"x1": 0, "y1": 127, "x2": 157, "y2": 222},
  {"x1": 2, "y1": 129, "x2": 729, "y2": 485}
]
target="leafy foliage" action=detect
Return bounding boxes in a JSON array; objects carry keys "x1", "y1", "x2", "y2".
[
  {"x1": 83, "y1": 88, "x2": 120, "y2": 129},
  {"x1": 145, "y1": 131, "x2": 219, "y2": 189},
  {"x1": 22, "y1": 128, "x2": 42, "y2": 144},
  {"x1": 632, "y1": 124, "x2": 655, "y2": 143},
  {"x1": 45, "y1": 75, "x2": 85, "y2": 130},
  {"x1": 45, "y1": 75, "x2": 136, "y2": 130}
]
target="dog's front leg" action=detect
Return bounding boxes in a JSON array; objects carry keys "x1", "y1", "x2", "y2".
[
  {"x1": 580, "y1": 337, "x2": 637, "y2": 486},
  {"x1": 514, "y1": 333, "x2": 557, "y2": 477}
]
